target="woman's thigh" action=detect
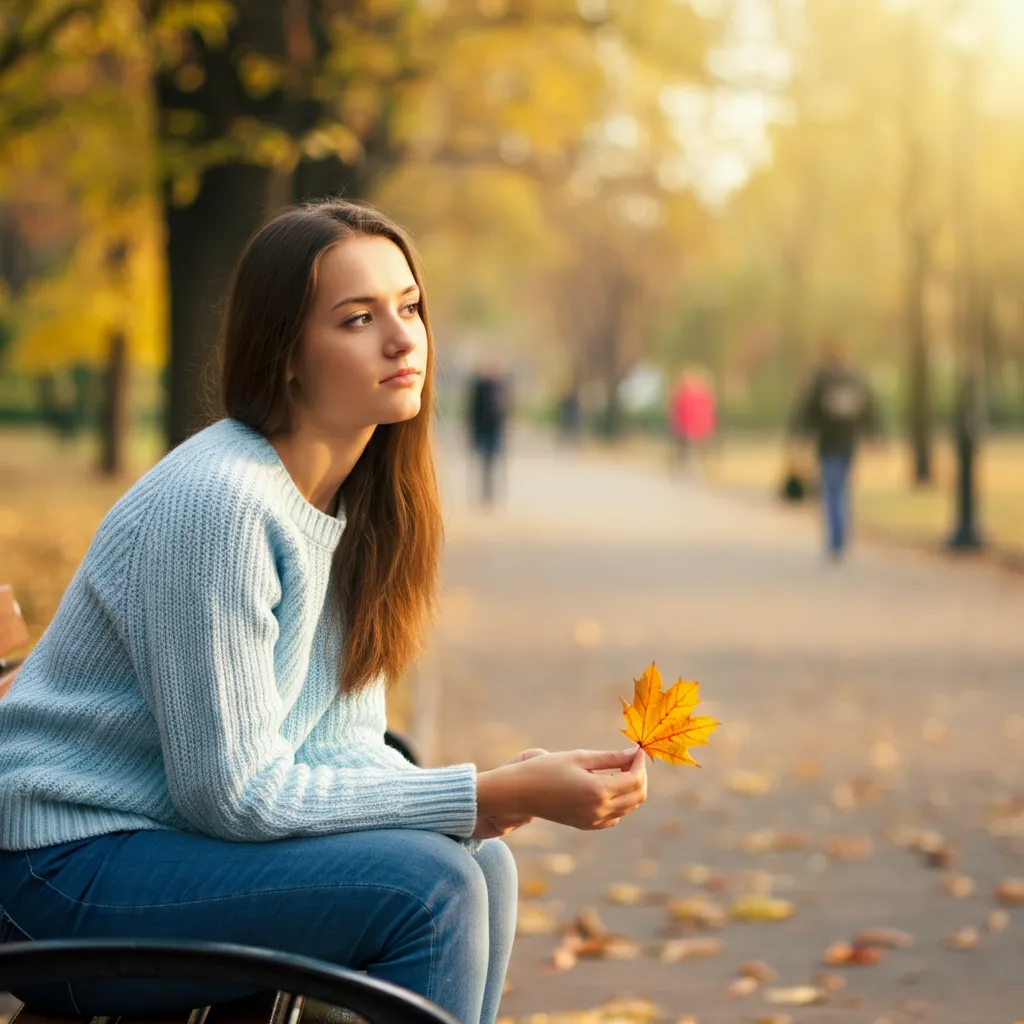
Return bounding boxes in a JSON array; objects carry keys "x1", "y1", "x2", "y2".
[{"x1": 0, "y1": 827, "x2": 485, "y2": 1015}]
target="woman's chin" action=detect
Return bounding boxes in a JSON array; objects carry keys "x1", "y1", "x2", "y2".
[{"x1": 379, "y1": 394, "x2": 423, "y2": 425}]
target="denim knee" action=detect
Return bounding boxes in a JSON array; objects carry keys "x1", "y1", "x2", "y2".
[{"x1": 474, "y1": 840, "x2": 517, "y2": 896}]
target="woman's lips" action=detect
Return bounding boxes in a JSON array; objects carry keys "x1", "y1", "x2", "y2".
[{"x1": 381, "y1": 370, "x2": 421, "y2": 388}]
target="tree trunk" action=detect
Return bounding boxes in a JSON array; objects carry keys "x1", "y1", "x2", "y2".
[
  {"x1": 100, "y1": 332, "x2": 129, "y2": 476},
  {"x1": 900, "y1": 11, "x2": 933, "y2": 486},
  {"x1": 164, "y1": 164, "x2": 275, "y2": 449},
  {"x1": 906, "y1": 226, "x2": 932, "y2": 485}
]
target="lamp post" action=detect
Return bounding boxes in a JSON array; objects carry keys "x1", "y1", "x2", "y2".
[{"x1": 947, "y1": 4, "x2": 985, "y2": 550}]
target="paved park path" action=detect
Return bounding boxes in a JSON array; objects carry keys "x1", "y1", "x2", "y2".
[{"x1": 428, "y1": 432, "x2": 1024, "y2": 1024}]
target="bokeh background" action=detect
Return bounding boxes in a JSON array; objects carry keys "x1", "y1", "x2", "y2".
[{"x1": 2, "y1": 2, "x2": 1024, "y2": 1022}]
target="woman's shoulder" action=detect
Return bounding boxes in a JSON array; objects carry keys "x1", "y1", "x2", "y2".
[
  {"x1": 103, "y1": 420, "x2": 282, "y2": 540},
  {"x1": 107, "y1": 419, "x2": 342, "y2": 551}
]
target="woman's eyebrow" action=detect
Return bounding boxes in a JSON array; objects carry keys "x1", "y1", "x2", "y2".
[{"x1": 332, "y1": 284, "x2": 419, "y2": 311}]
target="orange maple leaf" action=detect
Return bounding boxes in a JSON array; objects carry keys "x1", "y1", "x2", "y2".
[{"x1": 620, "y1": 662, "x2": 720, "y2": 766}]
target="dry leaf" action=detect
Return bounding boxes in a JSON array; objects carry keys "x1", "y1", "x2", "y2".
[
  {"x1": 823, "y1": 941, "x2": 884, "y2": 966},
  {"x1": 826, "y1": 835, "x2": 873, "y2": 861},
  {"x1": 552, "y1": 942, "x2": 578, "y2": 972},
  {"x1": 730, "y1": 895, "x2": 795, "y2": 922},
  {"x1": 542, "y1": 854, "x2": 578, "y2": 876},
  {"x1": 853, "y1": 927, "x2": 914, "y2": 949},
  {"x1": 727, "y1": 977, "x2": 759, "y2": 999},
  {"x1": 986, "y1": 909, "x2": 1010, "y2": 934},
  {"x1": 579, "y1": 935, "x2": 640, "y2": 960},
  {"x1": 755, "y1": 1017, "x2": 792, "y2": 1024},
  {"x1": 594, "y1": 998, "x2": 661, "y2": 1023},
  {"x1": 996, "y1": 878, "x2": 1024, "y2": 905},
  {"x1": 941, "y1": 926, "x2": 979, "y2": 950},
  {"x1": 574, "y1": 907, "x2": 606, "y2": 939},
  {"x1": 666, "y1": 896, "x2": 727, "y2": 928},
  {"x1": 742, "y1": 829, "x2": 816, "y2": 854},
  {"x1": 521, "y1": 878, "x2": 551, "y2": 899},
  {"x1": 606, "y1": 882, "x2": 646, "y2": 905},
  {"x1": 726, "y1": 768, "x2": 773, "y2": 796},
  {"x1": 656, "y1": 937, "x2": 724, "y2": 962},
  {"x1": 941, "y1": 873, "x2": 975, "y2": 898},
  {"x1": 765, "y1": 987, "x2": 826, "y2": 1006},
  {"x1": 517, "y1": 902, "x2": 559, "y2": 935},
  {"x1": 738, "y1": 960, "x2": 778, "y2": 982},
  {"x1": 620, "y1": 663, "x2": 720, "y2": 766}
]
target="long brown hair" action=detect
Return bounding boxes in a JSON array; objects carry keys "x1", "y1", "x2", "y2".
[{"x1": 220, "y1": 199, "x2": 442, "y2": 693}]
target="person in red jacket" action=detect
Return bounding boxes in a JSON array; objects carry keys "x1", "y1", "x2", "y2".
[{"x1": 669, "y1": 371, "x2": 717, "y2": 471}]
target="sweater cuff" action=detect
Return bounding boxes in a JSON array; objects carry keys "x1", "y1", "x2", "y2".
[{"x1": 397, "y1": 762, "x2": 478, "y2": 837}]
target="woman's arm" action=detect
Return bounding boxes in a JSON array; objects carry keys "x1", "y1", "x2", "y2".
[{"x1": 123, "y1": 494, "x2": 477, "y2": 842}]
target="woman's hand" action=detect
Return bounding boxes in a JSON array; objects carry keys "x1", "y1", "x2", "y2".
[
  {"x1": 476, "y1": 747, "x2": 647, "y2": 833},
  {"x1": 472, "y1": 748, "x2": 548, "y2": 839}
]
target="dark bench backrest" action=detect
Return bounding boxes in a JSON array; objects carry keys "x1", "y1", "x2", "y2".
[{"x1": 0, "y1": 584, "x2": 29, "y2": 699}]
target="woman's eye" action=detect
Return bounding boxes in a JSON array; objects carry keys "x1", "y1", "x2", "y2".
[
  {"x1": 344, "y1": 313, "x2": 372, "y2": 327},
  {"x1": 402, "y1": 301, "x2": 420, "y2": 316}
]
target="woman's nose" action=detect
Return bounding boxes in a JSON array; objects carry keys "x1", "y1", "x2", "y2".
[{"x1": 383, "y1": 320, "x2": 416, "y2": 356}]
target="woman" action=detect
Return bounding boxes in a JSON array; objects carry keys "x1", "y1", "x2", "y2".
[{"x1": 0, "y1": 200, "x2": 647, "y2": 1024}]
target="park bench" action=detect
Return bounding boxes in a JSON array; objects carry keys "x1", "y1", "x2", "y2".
[{"x1": 0, "y1": 587, "x2": 444, "y2": 1024}]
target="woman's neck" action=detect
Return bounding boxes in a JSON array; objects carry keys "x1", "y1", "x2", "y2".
[{"x1": 270, "y1": 425, "x2": 376, "y2": 514}]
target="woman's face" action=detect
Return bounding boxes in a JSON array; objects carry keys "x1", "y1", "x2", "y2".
[{"x1": 288, "y1": 234, "x2": 428, "y2": 435}]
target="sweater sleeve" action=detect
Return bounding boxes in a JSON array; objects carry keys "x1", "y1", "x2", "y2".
[{"x1": 124, "y1": 488, "x2": 478, "y2": 842}]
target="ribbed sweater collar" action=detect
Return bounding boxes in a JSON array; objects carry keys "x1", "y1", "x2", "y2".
[{"x1": 220, "y1": 418, "x2": 347, "y2": 550}]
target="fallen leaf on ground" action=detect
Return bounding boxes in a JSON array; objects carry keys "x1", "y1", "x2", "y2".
[
  {"x1": 517, "y1": 902, "x2": 559, "y2": 936},
  {"x1": 594, "y1": 998, "x2": 661, "y2": 1023},
  {"x1": 996, "y1": 877, "x2": 1024, "y2": 905},
  {"x1": 742, "y1": 829, "x2": 816, "y2": 854},
  {"x1": 941, "y1": 873, "x2": 975, "y2": 898},
  {"x1": 576, "y1": 935, "x2": 640, "y2": 960},
  {"x1": 726, "y1": 769, "x2": 773, "y2": 796},
  {"x1": 666, "y1": 896, "x2": 727, "y2": 928},
  {"x1": 764, "y1": 987, "x2": 826, "y2": 1006},
  {"x1": 521, "y1": 879, "x2": 551, "y2": 898},
  {"x1": 541, "y1": 854, "x2": 578, "y2": 876},
  {"x1": 853, "y1": 927, "x2": 914, "y2": 949},
  {"x1": 655, "y1": 937, "x2": 724, "y2": 962},
  {"x1": 606, "y1": 882, "x2": 646, "y2": 905},
  {"x1": 826, "y1": 835, "x2": 873, "y2": 861},
  {"x1": 738, "y1": 959, "x2": 778, "y2": 982},
  {"x1": 823, "y1": 941, "x2": 884, "y2": 965},
  {"x1": 620, "y1": 663, "x2": 720, "y2": 766},
  {"x1": 755, "y1": 1017, "x2": 792, "y2": 1024},
  {"x1": 574, "y1": 907, "x2": 606, "y2": 939},
  {"x1": 727, "y1": 977, "x2": 759, "y2": 998},
  {"x1": 986, "y1": 909, "x2": 1010, "y2": 933},
  {"x1": 941, "y1": 926, "x2": 979, "y2": 951},
  {"x1": 552, "y1": 942, "x2": 578, "y2": 972},
  {"x1": 730, "y1": 895, "x2": 795, "y2": 922}
]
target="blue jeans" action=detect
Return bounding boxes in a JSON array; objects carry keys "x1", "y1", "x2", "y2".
[
  {"x1": 0, "y1": 828, "x2": 517, "y2": 1024},
  {"x1": 820, "y1": 453, "x2": 852, "y2": 554}
]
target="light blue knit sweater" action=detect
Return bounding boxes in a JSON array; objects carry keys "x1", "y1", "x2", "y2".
[{"x1": 0, "y1": 418, "x2": 478, "y2": 850}]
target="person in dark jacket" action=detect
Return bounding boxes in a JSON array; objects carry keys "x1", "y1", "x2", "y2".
[
  {"x1": 792, "y1": 340, "x2": 881, "y2": 558},
  {"x1": 466, "y1": 362, "x2": 510, "y2": 505}
]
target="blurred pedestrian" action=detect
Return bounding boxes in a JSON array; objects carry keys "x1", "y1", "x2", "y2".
[
  {"x1": 556, "y1": 386, "x2": 582, "y2": 445},
  {"x1": 668, "y1": 371, "x2": 716, "y2": 474},
  {"x1": 791, "y1": 339, "x2": 881, "y2": 559},
  {"x1": 466, "y1": 361, "x2": 510, "y2": 505}
]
